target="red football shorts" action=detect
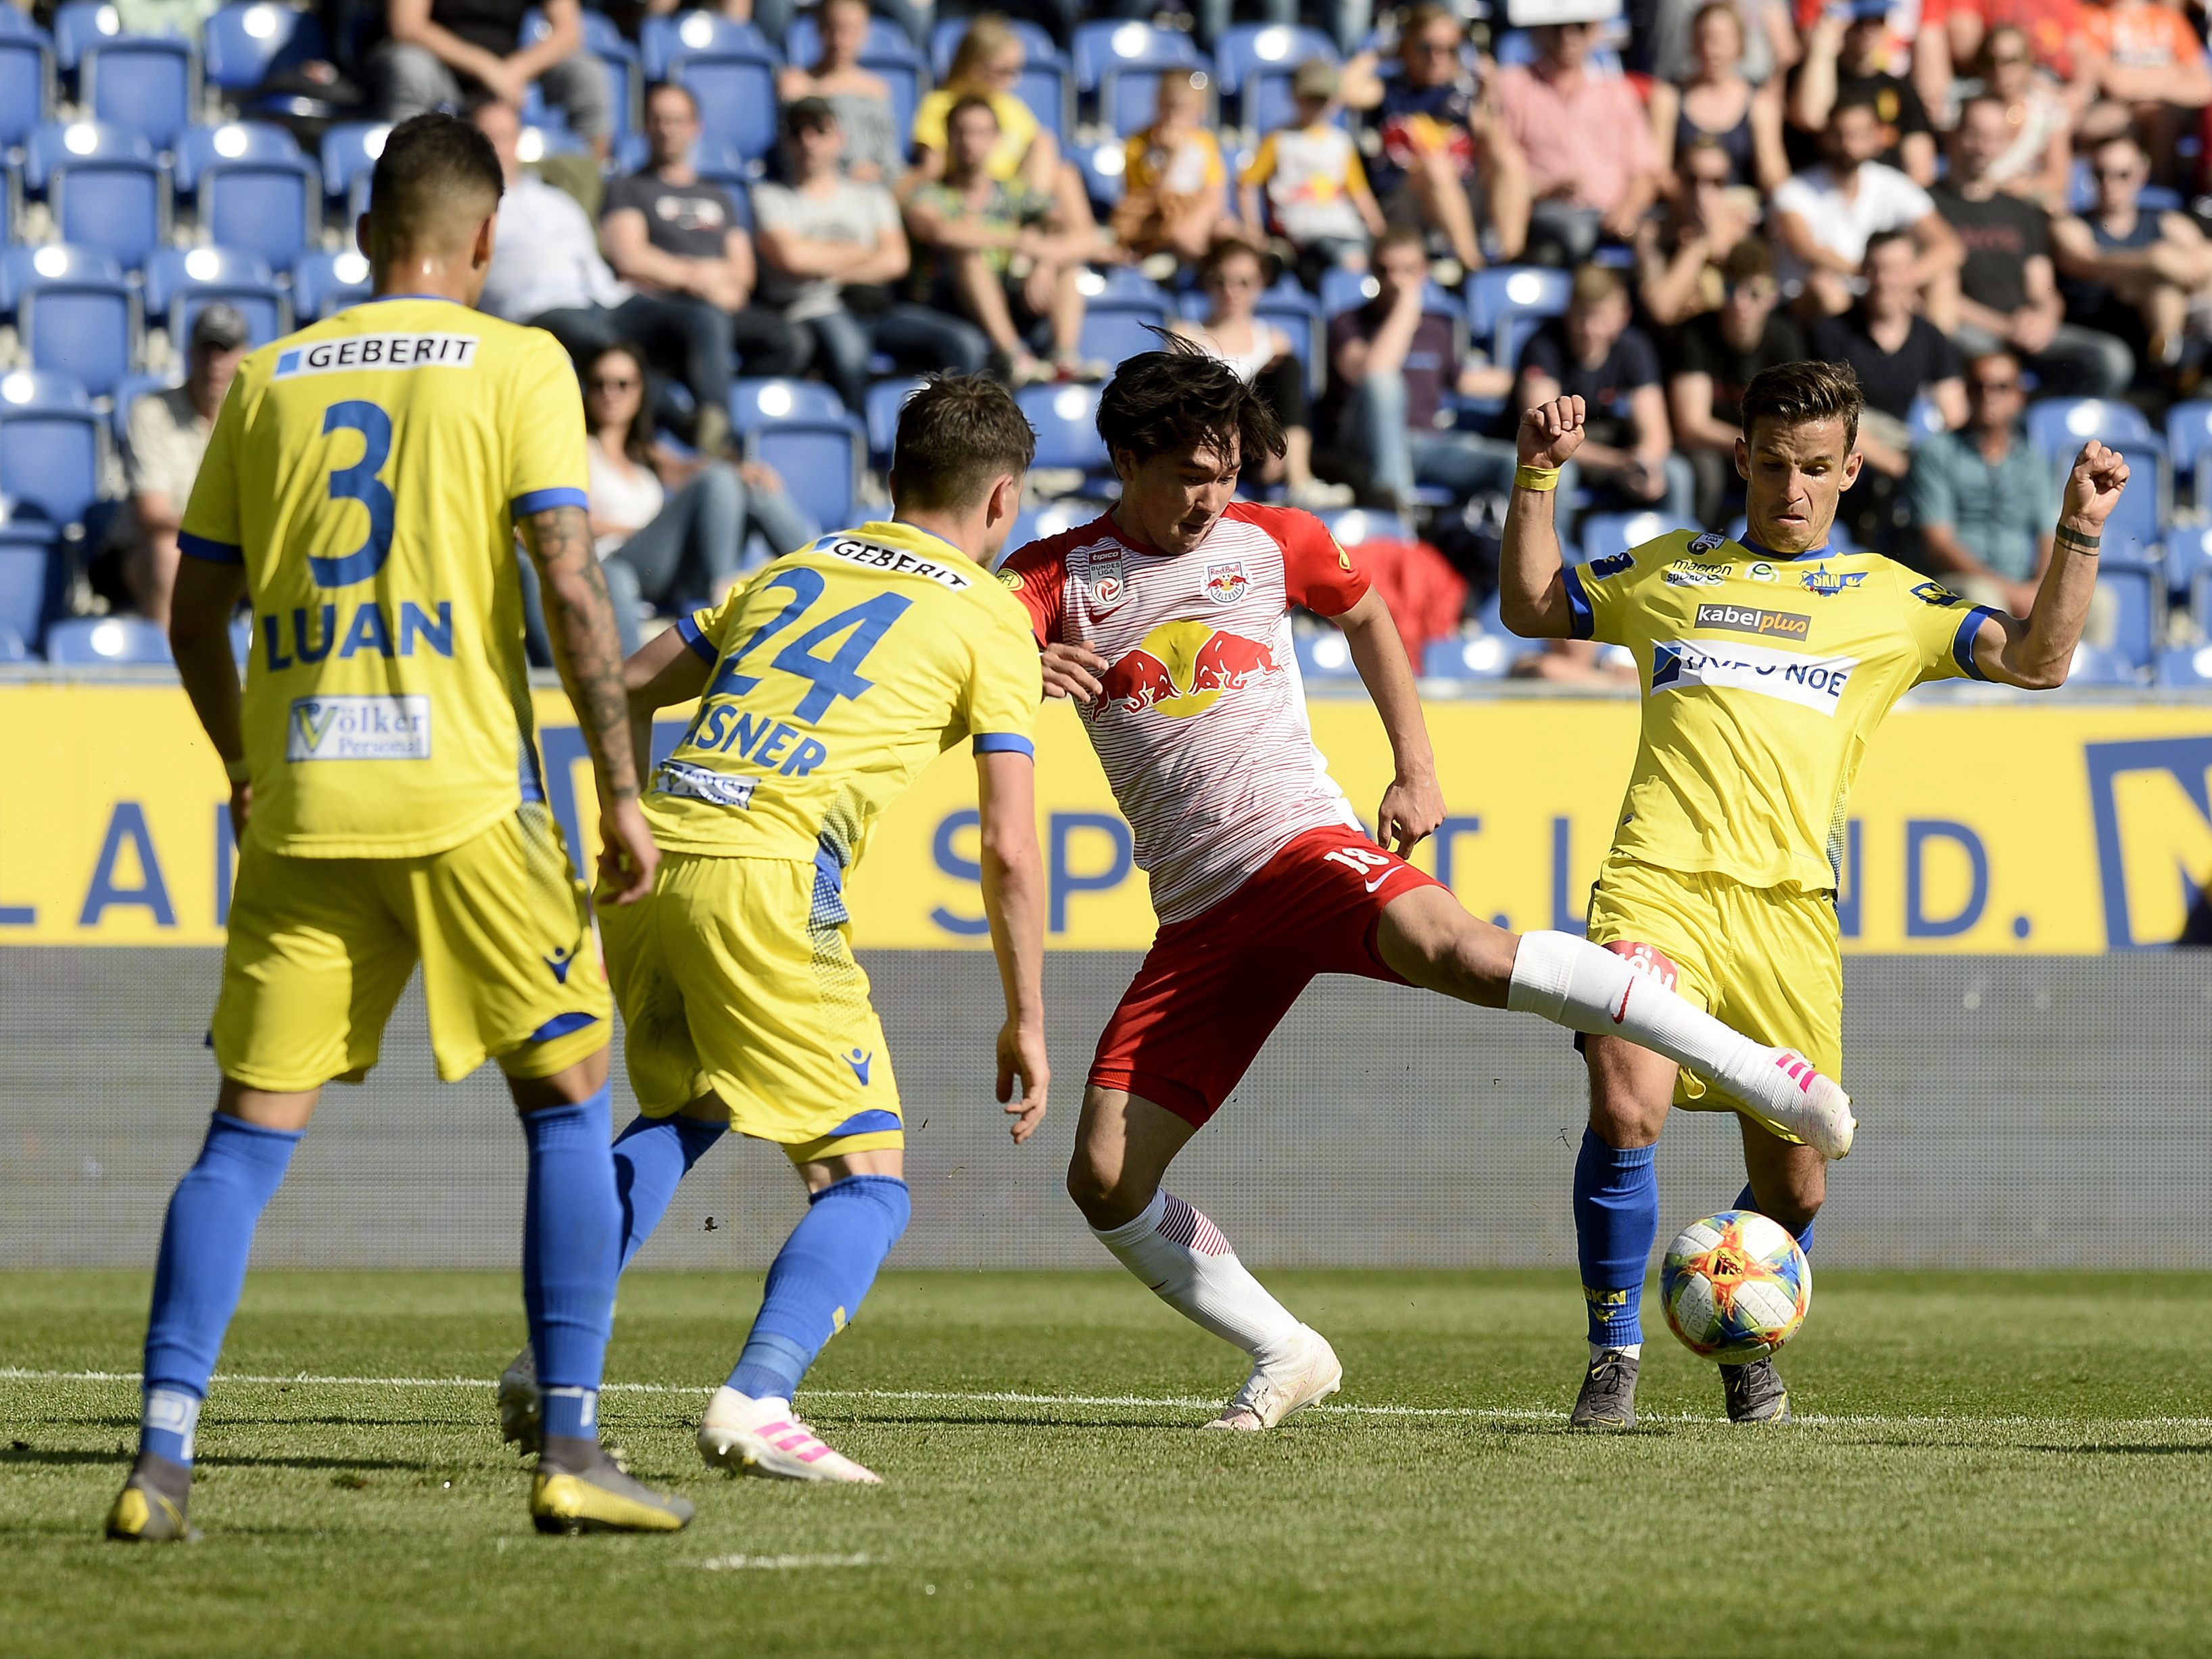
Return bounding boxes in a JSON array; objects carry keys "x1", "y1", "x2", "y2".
[{"x1": 1088, "y1": 823, "x2": 1448, "y2": 1127}]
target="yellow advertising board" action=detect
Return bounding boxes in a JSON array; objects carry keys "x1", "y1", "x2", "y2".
[{"x1": 5, "y1": 681, "x2": 2211, "y2": 952}]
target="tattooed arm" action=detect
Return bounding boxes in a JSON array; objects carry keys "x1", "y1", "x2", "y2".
[{"x1": 519, "y1": 504, "x2": 659, "y2": 904}]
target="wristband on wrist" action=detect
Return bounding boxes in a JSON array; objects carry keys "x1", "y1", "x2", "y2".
[
  {"x1": 2055, "y1": 525, "x2": 2101, "y2": 556},
  {"x1": 224, "y1": 756, "x2": 251, "y2": 785},
  {"x1": 1514, "y1": 464, "x2": 1562, "y2": 492}
]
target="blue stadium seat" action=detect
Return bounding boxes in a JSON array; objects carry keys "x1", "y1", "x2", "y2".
[
  {"x1": 525, "y1": 6, "x2": 641, "y2": 138},
  {"x1": 1017, "y1": 62, "x2": 1072, "y2": 143},
  {"x1": 1577, "y1": 511, "x2": 1673, "y2": 565},
  {"x1": 1080, "y1": 307, "x2": 1169, "y2": 370},
  {"x1": 198, "y1": 153, "x2": 322, "y2": 267},
  {"x1": 2062, "y1": 638, "x2": 2142, "y2": 686},
  {"x1": 1101, "y1": 60, "x2": 1213, "y2": 139},
  {"x1": 320, "y1": 120, "x2": 390, "y2": 201},
  {"x1": 1467, "y1": 266, "x2": 1571, "y2": 364},
  {"x1": 748, "y1": 418, "x2": 861, "y2": 527},
  {"x1": 1421, "y1": 628, "x2": 1514, "y2": 679},
  {"x1": 671, "y1": 51, "x2": 781, "y2": 162},
  {"x1": 1255, "y1": 276, "x2": 1324, "y2": 396},
  {"x1": 145, "y1": 245, "x2": 287, "y2": 345},
  {"x1": 0, "y1": 241, "x2": 124, "y2": 310},
  {"x1": 2099, "y1": 439, "x2": 2168, "y2": 562},
  {"x1": 0, "y1": 370, "x2": 105, "y2": 527},
  {"x1": 0, "y1": 28, "x2": 55, "y2": 150},
  {"x1": 203, "y1": 1, "x2": 327, "y2": 92},
  {"x1": 1906, "y1": 392, "x2": 1947, "y2": 440},
  {"x1": 2165, "y1": 400, "x2": 2212, "y2": 506},
  {"x1": 2155, "y1": 642, "x2": 2212, "y2": 687},
  {"x1": 28, "y1": 122, "x2": 166, "y2": 270},
  {"x1": 1293, "y1": 623, "x2": 1358, "y2": 679},
  {"x1": 2025, "y1": 397, "x2": 2159, "y2": 464},
  {"x1": 1317, "y1": 506, "x2": 1410, "y2": 547},
  {"x1": 1074, "y1": 139, "x2": 1126, "y2": 208},
  {"x1": 931, "y1": 16, "x2": 1059, "y2": 78},
  {"x1": 1213, "y1": 23, "x2": 1335, "y2": 130},
  {"x1": 0, "y1": 625, "x2": 30, "y2": 663},
  {"x1": 45, "y1": 615, "x2": 174, "y2": 666},
  {"x1": 80, "y1": 34, "x2": 196, "y2": 149},
  {"x1": 730, "y1": 377, "x2": 848, "y2": 431},
  {"x1": 864, "y1": 375, "x2": 926, "y2": 467},
  {"x1": 1017, "y1": 381, "x2": 1109, "y2": 473},
  {"x1": 16, "y1": 262, "x2": 137, "y2": 398},
  {"x1": 51, "y1": 1, "x2": 139, "y2": 71},
  {"x1": 787, "y1": 12, "x2": 923, "y2": 65},
  {"x1": 642, "y1": 11, "x2": 776, "y2": 80},
  {"x1": 1005, "y1": 499, "x2": 1092, "y2": 558},
  {"x1": 107, "y1": 369, "x2": 181, "y2": 445},
  {"x1": 1072, "y1": 20, "x2": 1199, "y2": 92},
  {"x1": 291, "y1": 248, "x2": 374, "y2": 320},
  {"x1": 174, "y1": 119, "x2": 302, "y2": 191},
  {"x1": 0, "y1": 517, "x2": 59, "y2": 651}
]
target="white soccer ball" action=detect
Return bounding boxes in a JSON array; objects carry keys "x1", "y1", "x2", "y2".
[{"x1": 1659, "y1": 1209, "x2": 1811, "y2": 1364}]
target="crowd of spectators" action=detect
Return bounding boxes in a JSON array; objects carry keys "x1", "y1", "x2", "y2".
[{"x1": 21, "y1": 0, "x2": 2212, "y2": 673}]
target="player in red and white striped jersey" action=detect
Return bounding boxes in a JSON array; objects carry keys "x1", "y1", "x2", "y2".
[{"x1": 997, "y1": 349, "x2": 1859, "y2": 1433}]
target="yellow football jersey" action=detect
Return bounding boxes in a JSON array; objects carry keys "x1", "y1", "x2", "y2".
[
  {"x1": 179, "y1": 296, "x2": 587, "y2": 859},
  {"x1": 647, "y1": 520, "x2": 1042, "y2": 872},
  {"x1": 1565, "y1": 529, "x2": 1998, "y2": 891}
]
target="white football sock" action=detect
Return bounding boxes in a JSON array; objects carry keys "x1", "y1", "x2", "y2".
[
  {"x1": 1591, "y1": 1341, "x2": 1643, "y2": 1364},
  {"x1": 1508, "y1": 931, "x2": 1814, "y2": 1125},
  {"x1": 1092, "y1": 1191, "x2": 1305, "y2": 1367}
]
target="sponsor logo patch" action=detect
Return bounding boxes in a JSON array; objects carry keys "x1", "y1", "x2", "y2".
[
  {"x1": 1912, "y1": 579, "x2": 1967, "y2": 607},
  {"x1": 997, "y1": 568, "x2": 1023, "y2": 592},
  {"x1": 1662, "y1": 559, "x2": 1727, "y2": 588},
  {"x1": 654, "y1": 759, "x2": 757, "y2": 809},
  {"x1": 1203, "y1": 560, "x2": 1249, "y2": 604},
  {"x1": 285, "y1": 695, "x2": 430, "y2": 761},
  {"x1": 1800, "y1": 563, "x2": 1869, "y2": 597},
  {"x1": 1744, "y1": 561, "x2": 1779, "y2": 583},
  {"x1": 272, "y1": 333, "x2": 477, "y2": 378},
  {"x1": 1693, "y1": 601, "x2": 1812, "y2": 641},
  {"x1": 1687, "y1": 530, "x2": 1728, "y2": 556},
  {"x1": 1087, "y1": 554, "x2": 1126, "y2": 614},
  {"x1": 1650, "y1": 640, "x2": 1859, "y2": 714},
  {"x1": 820, "y1": 536, "x2": 971, "y2": 589},
  {"x1": 1587, "y1": 549, "x2": 1635, "y2": 578}
]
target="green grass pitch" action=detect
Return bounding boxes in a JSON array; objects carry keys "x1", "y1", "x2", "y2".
[{"x1": 5, "y1": 1268, "x2": 2209, "y2": 1657}]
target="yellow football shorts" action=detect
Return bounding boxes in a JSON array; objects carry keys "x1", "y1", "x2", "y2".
[
  {"x1": 212, "y1": 802, "x2": 608, "y2": 1092},
  {"x1": 1583, "y1": 852, "x2": 1842, "y2": 1138},
  {"x1": 595, "y1": 851, "x2": 903, "y2": 1164}
]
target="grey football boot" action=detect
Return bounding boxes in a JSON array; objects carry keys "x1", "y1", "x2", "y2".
[
  {"x1": 1570, "y1": 1349, "x2": 1641, "y2": 1428},
  {"x1": 1722, "y1": 1356, "x2": 1792, "y2": 1423}
]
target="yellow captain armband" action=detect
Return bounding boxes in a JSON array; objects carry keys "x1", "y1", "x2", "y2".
[{"x1": 1514, "y1": 465, "x2": 1562, "y2": 492}]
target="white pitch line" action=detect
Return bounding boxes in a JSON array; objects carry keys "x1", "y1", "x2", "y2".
[{"x1": 3, "y1": 1368, "x2": 2210, "y2": 1432}]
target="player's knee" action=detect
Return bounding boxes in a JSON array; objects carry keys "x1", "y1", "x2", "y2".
[
  {"x1": 1064, "y1": 1149, "x2": 1145, "y2": 1228},
  {"x1": 1586, "y1": 1083, "x2": 1666, "y2": 1148}
]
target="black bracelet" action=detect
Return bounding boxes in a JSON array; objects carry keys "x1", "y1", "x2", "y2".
[{"x1": 2055, "y1": 526, "x2": 2101, "y2": 556}]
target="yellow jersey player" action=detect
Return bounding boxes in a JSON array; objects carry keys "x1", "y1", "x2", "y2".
[
  {"x1": 1499, "y1": 360, "x2": 2129, "y2": 1428},
  {"x1": 107, "y1": 114, "x2": 692, "y2": 1543},
  {"x1": 497, "y1": 377, "x2": 1049, "y2": 1485}
]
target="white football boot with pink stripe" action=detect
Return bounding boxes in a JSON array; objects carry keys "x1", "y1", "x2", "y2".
[
  {"x1": 1762, "y1": 1049, "x2": 1856, "y2": 1160},
  {"x1": 1202, "y1": 1324, "x2": 1343, "y2": 1432},
  {"x1": 696, "y1": 1387, "x2": 882, "y2": 1485}
]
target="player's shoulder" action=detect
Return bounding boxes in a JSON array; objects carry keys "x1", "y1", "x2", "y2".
[
  {"x1": 999, "y1": 509, "x2": 1117, "y2": 579},
  {"x1": 245, "y1": 299, "x2": 550, "y2": 387},
  {"x1": 798, "y1": 521, "x2": 1030, "y2": 623},
  {"x1": 1585, "y1": 525, "x2": 1716, "y2": 581},
  {"x1": 1854, "y1": 548, "x2": 1973, "y2": 613},
  {"x1": 1221, "y1": 500, "x2": 1331, "y2": 550}
]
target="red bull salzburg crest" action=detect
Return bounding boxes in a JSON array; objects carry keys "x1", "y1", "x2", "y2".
[{"x1": 1203, "y1": 560, "x2": 1250, "y2": 605}]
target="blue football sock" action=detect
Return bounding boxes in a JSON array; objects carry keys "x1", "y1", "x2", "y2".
[
  {"x1": 612, "y1": 1114, "x2": 727, "y2": 1270},
  {"x1": 521, "y1": 1086, "x2": 619, "y2": 1443},
  {"x1": 728, "y1": 1175, "x2": 910, "y2": 1401},
  {"x1": 1735, "y1": 1182, "x2": 1814, "y2": 1256},
  {"x1": 141, "y1": 1113, "x2": 303, "y2": 1465},
  {"x1": 1574, "y1": 1131, "x2": 1657, "y2": 1350}
]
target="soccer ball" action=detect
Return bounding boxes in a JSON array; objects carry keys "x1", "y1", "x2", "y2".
[{"x1": 1659, "y1": 1210, "x2": 1811, "y2": 1364}]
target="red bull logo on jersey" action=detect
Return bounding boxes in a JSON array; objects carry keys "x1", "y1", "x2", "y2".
[
  {"x1": 1203, "y1": 560, "x2": 1250, "y2": 605},
  {"x1": 1095, "y1": 619, "x2": 1282, "y2": 719}
]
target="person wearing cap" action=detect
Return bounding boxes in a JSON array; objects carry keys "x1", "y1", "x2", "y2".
[
  {"x1": 1240, "y1": 57, "x2": 1387, "y2": 292},
  {"x1": 1789, "y1": 0, "x2": 1938, "y2": 186},
  {"x1": 122, "y1": 304, "x2": 250, "y2": 629}
]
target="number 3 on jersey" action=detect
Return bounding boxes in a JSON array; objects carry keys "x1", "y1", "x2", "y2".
[
  {"x1": 709, "y1": 567, "x2": 913, "y2": 722},
  {"x1": 313, "y1": 400, "x2": 395, "y2": 587}
]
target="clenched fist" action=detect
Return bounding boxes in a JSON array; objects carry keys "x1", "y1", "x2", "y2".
[{"x1": 1519, "y1": 395, "x2": 1587, "y2": 471}]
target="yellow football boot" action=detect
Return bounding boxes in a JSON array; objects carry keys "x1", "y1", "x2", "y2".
[
  {"x1": 530, "y1": 1460, "x2": 694, "y2": 1535},
  {"x1": 105, "y1": 1464, "x2": 199, "y2": 1543}
]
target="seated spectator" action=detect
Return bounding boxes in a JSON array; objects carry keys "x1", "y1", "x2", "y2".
[
  {"x1": 1771, "y1": 87, "x2": 1963, "y2": 317},
  {"x1": 905, "y1": 95, "x2": 1096, "y2": 383},
  {"x1": 1518, "y1": 264, "x2": 1694, "y2": 530},
  {"x1": 1323, "y1": 228, "x2": 1517, "y2": 511},
  {"x1": 1239, "y1": 59, "x2": 1387, "y2": 291},
  {"x1": 1666, "y1": 240, "x2": 1806, "y2": 527},
  {"x1": 121, "y1": 306, "x2": 249, "y2": 631},
  {"x1": 909, "y1": 18, "x2": 1097, "y2": 249},
  {"x1": 372, "y1": 0, "x2": 611, "y2": 158},
  {"x1": 653, "y1": 0, "x2": 930, "y2": 54},
  {"x1": 2075, "y1": 0, "x2": 2212, "y2": 174},
  {"x1": 1637, "y1": 135, "x2": 1762, "y2": 327},
  {"x1": 1648, "y1": 1, "x2": 1789, "y2": 194},
  {"x1": 2052, "y1": 129, "x2": 2212, "y2": 374},
  {"x1": 1111, "y1": 70, "x2": 1232, "y2": 269},
  {"x1": 601, "y1": 84, "x2": 813, "y2": 437},
  {"x1": 1645, "y1": 0, "x2": 1800, "y2": 87},
  {"x1": 1931, "y1": 94, "x2": 2133, "y2": 395},
  {"x1": 754, "y1": 99, "x2": 989, "y2": 412},
  {"x1": 778, "y1": 0, "x2": 905, "y2": 185},
  {"x1": 1345, "y1": 3, "x2": 1530, "y2": 272},
  {"x1": 1787, "y1": 0, "x2": 1937, "y2": 185},
  {"x1": 1172, "y1": 240, "x2": 1353, "y2": 508},
  {"x1": 1957, "y1": 26, "x2": 2073, "y2": 208},
  {"x1": 1808, "y1": 229, "x2": 1966, "y2": 538},
  {"x1": 1497, "y1": 20, "x2": 1666, "y2": 268}
]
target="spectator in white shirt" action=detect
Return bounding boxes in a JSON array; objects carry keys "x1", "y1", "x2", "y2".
[
  {"x1": 1771, "y1": 85, "x2": 1963, "y2": 318},
  {"x1": 122, "y1": 305, "x2": 249, "y2": 629}
]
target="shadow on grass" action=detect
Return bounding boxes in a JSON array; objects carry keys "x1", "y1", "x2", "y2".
[
  {"x1": 2024, "y1": 1443, "x2": 2212, "y2": 1456},
  {"x1": 0, "y1": 1447, "x2": 439, "y2": 1473}
]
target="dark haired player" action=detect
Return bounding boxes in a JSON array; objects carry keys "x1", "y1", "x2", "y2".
[
  {"x1": 1501, "y1": 362, "x2": 2129, "y2": 1428},
  {"x1": 498, "y1": 376, "x2": 1049, "y2": 1485},
  {"x1": 1001, "y1": 349, "x2": 1858, "y2": 1432},
  {"x1": 108, "y1": 113, "x2": 689, "y2": 1539}
]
